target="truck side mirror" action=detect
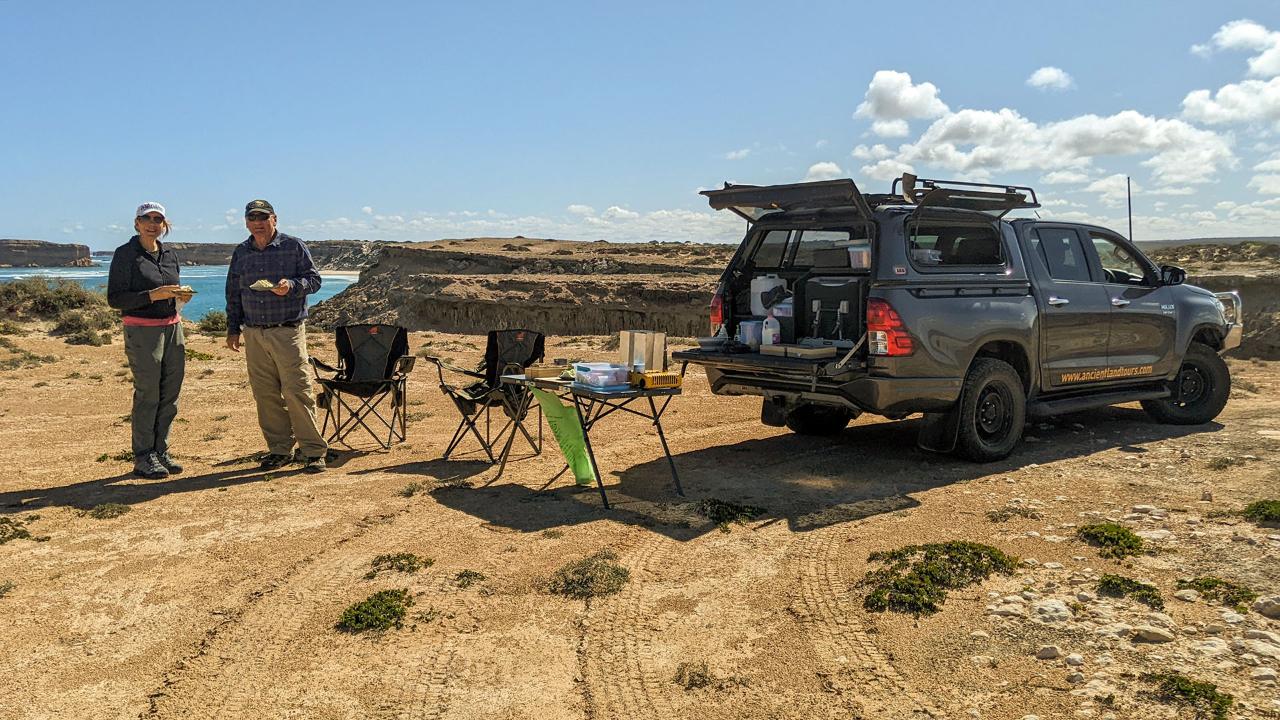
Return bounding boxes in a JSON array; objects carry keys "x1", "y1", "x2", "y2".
[{"x1": 1160, "y1": 265, "x2": 1186, "y2": 286}]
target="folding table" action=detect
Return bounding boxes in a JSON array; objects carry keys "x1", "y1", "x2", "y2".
[{"x1": 496, "y1": 375, "x2": 684, "y2": 508}]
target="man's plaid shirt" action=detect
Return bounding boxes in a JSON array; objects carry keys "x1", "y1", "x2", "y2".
[{"x1": 225, "y1": 232, "x2": 322, "y2": 332}]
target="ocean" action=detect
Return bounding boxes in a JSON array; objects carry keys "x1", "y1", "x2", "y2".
[{"x1": 0, "y1": 264, "x2": 357, "y2": 321}]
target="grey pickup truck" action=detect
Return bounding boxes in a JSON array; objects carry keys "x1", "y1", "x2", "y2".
[{"x1": 672, "y1": 175, "x2": 1244, "y2": 461}]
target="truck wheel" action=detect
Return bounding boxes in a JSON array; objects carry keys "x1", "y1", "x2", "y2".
[
  {"x1": 1140, "y1": 343, "x2": 1230, "y2": 425},
  {"x1": 956, "y1": 358, "x2": 1025, "y2": 462},
  {"x1": 785, "y1": 404, "x2": 855, "y2": 436}
]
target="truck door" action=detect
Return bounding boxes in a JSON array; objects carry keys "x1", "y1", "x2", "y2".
[
  {"x1": 1084, "y1": 231, "x2": 1176, "y2": 379},
  {"x1": 1025, "y1": 224, "x2": 1112, "y2": 390}
]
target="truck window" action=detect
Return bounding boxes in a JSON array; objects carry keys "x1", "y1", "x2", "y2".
[
  {"x1": 907, "y1": 221, "x2": 1004, "y2": 270},
  {"x1": 751, "y1": 229, "x2": 791, "y2": 268},
  {"x1": 792, "y1": 228, "x2": 871, "y2": 267},
  {"x1": 1089, "y1": 232, "x2": 1151, "y2": 285},
  {"x1": 1030, "y1": 227, "x2": 1091, "y2": 282}
]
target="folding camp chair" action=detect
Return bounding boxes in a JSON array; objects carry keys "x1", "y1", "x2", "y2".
[
  {"x1": 423, "y1": 329, "x2": 545, "y2": 463},
  {"x1": 310, "y1": 324, "x2": 415, "y2": 450}
]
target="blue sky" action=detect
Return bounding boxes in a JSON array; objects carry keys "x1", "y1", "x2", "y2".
[{"x1": 4, "y1": 1, "x2": 1280, "y2": 249}]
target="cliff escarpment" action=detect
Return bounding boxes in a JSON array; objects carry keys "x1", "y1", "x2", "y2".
[
  {"x1": 165, "y1": 240, "x2": 382, "y2": 270},
  {"x1": 0, "y1": 239, "x2": 93, "y2": 267}
]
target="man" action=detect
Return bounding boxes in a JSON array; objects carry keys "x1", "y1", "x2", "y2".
[{"x1": 225, "y1": 199, "x2": 328, "y2": 473}]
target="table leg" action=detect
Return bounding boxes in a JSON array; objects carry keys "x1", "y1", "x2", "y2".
[
  {"x1": 573, "y1": 395, "x2": 610, "y2": 509},
  {"x1": 493, "y1": 391, "x2": 533, "y2": 481},
  {"x1": 648, "y1": 395, "x2": 683, "y2": 496}
]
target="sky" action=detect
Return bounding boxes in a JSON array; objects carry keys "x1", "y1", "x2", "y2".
[{"x1": 5, "y1": 1, "x2": 1280, "y2": 250}]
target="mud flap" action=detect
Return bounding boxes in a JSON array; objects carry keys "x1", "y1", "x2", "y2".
[
  {"x1": 761, "y1": 397, "x2": 787, "y2": 427},
  {"x1": 916, "y1": 383, "x2": 964, "y2": 455}
]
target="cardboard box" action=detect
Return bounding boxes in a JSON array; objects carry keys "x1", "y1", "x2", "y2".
[
  {"x1": 524, "y1": 366, "x2": 566, "y2": 379},
  {"x1": 759, "y1": 344, "x2": 836, "y2": 359},
  {"x1": 618, "y1": 330, "x2": 667, "y2": 371},
  {"x1": 759, "y1": 344, "x2": 788, "y2": 356}
]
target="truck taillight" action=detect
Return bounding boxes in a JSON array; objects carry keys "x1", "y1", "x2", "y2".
[
  {"x1": 709, "y1": 290, "x2": 724, "y2": 334},
  {"x1": 866, "y1": 298, "x2": 914, "y2": 356}
]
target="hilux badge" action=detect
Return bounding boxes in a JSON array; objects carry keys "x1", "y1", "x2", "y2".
[{"x1": 894, "y1": 265, "x2": 907, "y2": 275}]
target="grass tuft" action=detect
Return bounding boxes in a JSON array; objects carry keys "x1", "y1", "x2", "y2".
[
  {"x1": 398, "y1": 481, "x2": 427, "y2": 498},
  {"x1": 1142, "y1": 672, "x2": 1232, "y2": 720},
  {"x1": 453, "y1": 570, "x2": 486, "y2": 589},
  {"x1": 985, "y1": 505, "x2": 1043, "y2": 522},
  {"x1": 184, "y1": 347, "x2": 215, "y2": 361},
  {"x1": 1097, "y1": 574, "x2": 1164, "y2": 610},
  {"x1": 365, "y1": 553, "x2": 432, "y2": 579},
  {"x1": 673, "y1": 661, "x2": 712, "y2": 690},
  {"x1": 0, "y1": 517, "x2": 33, "y2": 545},
  {"x1": 861, "y1": 541, "x2": 1017, "y2": 616},
  {"x1": 1242, "y1": 499, "x2": 1280, "y2": 526},
  {"x1": 695, "y1": 498, "x2": 766, "y2": 532},
  {"x1": 336, "y1": 589, "x2": 413, "y2": 632},
  {"x1": 548, "y1": 550, "x2": 630, "y2": 599},
  {"x1": 82, "y1": 503, "x2": 131, "y2": 520},
  {"x1": 1177, "y1": 576, "x2": 1257, "y2": 612},
  {"x1": 1077, "y1": 522, "x2": 1144, "y2": 559},
  {"x1": 0, "y1": 580, "x2": 15, "y2": 598}
]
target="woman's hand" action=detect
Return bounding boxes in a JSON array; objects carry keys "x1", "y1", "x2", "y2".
[{"x1": 148, "y1": 285, "x2": 183, "y2": 301}]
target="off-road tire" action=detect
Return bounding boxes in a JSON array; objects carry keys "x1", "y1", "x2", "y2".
[
  {"x1": 1140, "y1": 342, "x2": 1230, "y2": 425},
  {"x1": 955, "y1": 358, "x2": 1025, "y2": 462},
  {"x1": 784, "y1": 404, "x2": 856, "y2": 436}
]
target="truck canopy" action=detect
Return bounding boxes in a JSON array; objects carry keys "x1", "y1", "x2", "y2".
[{"x1": 701, "y1": 179, "x2": 873, "y2": 223}]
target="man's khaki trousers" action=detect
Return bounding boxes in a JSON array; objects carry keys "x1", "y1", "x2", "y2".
[{"x1": 243, "y1": 324, "x2": 328, "y2": 458}]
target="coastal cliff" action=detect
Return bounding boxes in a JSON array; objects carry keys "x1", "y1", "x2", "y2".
[
  {"x1": 166, "y1": 240, "x2": 383, "y2": 270},
  {"x1": 0, "y1": 239, "x2": 93, "y2": 267}
]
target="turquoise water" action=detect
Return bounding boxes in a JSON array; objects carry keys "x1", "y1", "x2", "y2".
[{"x1": 0, "y1": 264, "x2": 356, "y2": 321}]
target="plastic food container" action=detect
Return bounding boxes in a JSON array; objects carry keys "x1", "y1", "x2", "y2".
[
  {"x1": 573, "y1": 362, "x2": 630, "y2": 387},
  {"x1": 847, "y1": 244, "x2": 871, "y2": 269},
  {"x1": 736, "y1": 320, "x2": 763, "y2": 349}
]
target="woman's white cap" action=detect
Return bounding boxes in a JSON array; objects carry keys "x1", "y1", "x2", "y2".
[{"x1": 136, "y1": 202, "x2": 166, "y2": 218}]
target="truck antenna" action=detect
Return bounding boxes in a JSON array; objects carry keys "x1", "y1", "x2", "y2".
[{"x1": 1127, "y1": 176, "x2": 1133, "y2": 243}]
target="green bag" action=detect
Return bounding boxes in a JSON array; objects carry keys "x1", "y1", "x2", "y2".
[{"x1": 531, "y1": 388, "x2": 596, "y2": 486}]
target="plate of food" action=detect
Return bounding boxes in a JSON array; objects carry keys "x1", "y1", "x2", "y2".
[
  {"x1": 174, "y1": 284, "x2": 196, "y2": 297},
  {"x1": 250, "y1": 279, "x2": 277, "y2": 291}
]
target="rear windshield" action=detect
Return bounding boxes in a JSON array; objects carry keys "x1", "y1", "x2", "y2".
[
  {"x1": 906, "y1": 220, "x2": 1005, "y2": 270},
  {"x1": 747, "y1": 226, "x2": 872, "y2": 269}
]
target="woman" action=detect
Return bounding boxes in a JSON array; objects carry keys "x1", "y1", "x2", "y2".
[{"x1": 106, "y1": 202, "x2": 189, "y2": 479}]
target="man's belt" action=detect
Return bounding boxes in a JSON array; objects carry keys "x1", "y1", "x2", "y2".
[{"x1": 248, "y1": 320, "x2": 302, "y2": 329}]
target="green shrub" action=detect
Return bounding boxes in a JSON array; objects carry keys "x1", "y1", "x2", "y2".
[
  {"x1": 0, "y1": 517, "x2": 33, "y2": 545},
  {"x1": 1077, "y1": 523, "x2": 1144, "y2": 559},
  {"x1": 548, "y1": 550, "x2": 630, "y2": 599},
  {"x1": 673, "y1": 661, "x2": 712, "y2": 690},
  {"x1": 861, "y1": 541, "x2": 1017, "y2": 616},
  {"x1": 695, "y1": 498, "x2": 766, "y2": 532},
  {"x1": 1242, "y1": 499, "x2": 1280, "y2": 526},
  {"x1": 1142, "y1": 672, "x2": 1232, "y2": 720},
  {"x1": 454, "y1": 570, "x2": 487, "y2": 589},
  {"x1": 0, "y1": 336, "x2": 57, "y2": 370},
  {"x1": 1097, "y1": 574, "x2": 1164, "y2": 610},
  {"x1": 398, "y1": 481, "x2": 426, "y2": 498},
  {"x1": 985, "y1": 505, "x2": 1042, "y2": 522},
  {"x1": 365, "y1": 553, "x2": 432, "y2": 579},
  {"x1": 0, "y1": 319, "x2": 23, "y2": 335},
  {"x1": 184, "y1": 347, "x2": 214, "y2": 361},
  {"x1": 197, "y1": 310, "x2": 227, "y2": 334},
  {"x1": 0, "y1": 277, "x2": 106, "y2": 319},
  {"x1": 0, "y1": 580, "x2": 14, "y2": 598},
  {"x1": 82, "y1": 503, "x2": 131, "y2": 520},
  {"x1": 1177, "y1": 577, "x2": 1257, "y2": 611},
  {"x1": 53, "y1": 306, "x2": 116, "y2": 335},
  {"x1": 336, "y1": 589, "x2": 413, "y2": 632}
]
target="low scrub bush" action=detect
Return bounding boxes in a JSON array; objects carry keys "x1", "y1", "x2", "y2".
[
  {"x1": 695, "y1": 498, "x2": 766, "y2": 532},
  {"x1": 548, "y1": 550, "x2": 630, "y2": 599},
  {"x1": 336, "y1": 589, "x2": 413, "y2": 632},
  {"x1": 197, "y1": 310, "x2": 227, "y2": 334},
  {"x1": 453, "y1": 570, "x2": 486, "y2": 589},
  {"x1": 365, "y1": 553, "x2": 432, "y2": 579},
  {"x1": 861, "y1": 541, "x2": 1017, "y2": 616},
  {"x1": 82, "y1": 503, "x2": 131, "y2": 520},
  {"x1": 1242, "y1": 499, "x2": 1280, "y2": 526},
  {"x1": 1076, "y1": 523, "x2": 1144, "y2": 559},
  {"x1": 185, "y1": 347, "x2": 214, "y2": 361},
  {"x1": 673, "y1": 661, "x2": 712, "y2": 690},
  {"x1": 0, "y1": 277, "x2": 105, "y2": 319},
  {"x1": 1097, "y1": 574, "x2": 1164, "y2": 610},
  {"x1": 1177, "y1": 577, "x2": 1257, "y2": 611},
  {"x1": 0, "y1": 319, "x2": 23, "y2": 335},
  {"x1": 0, "y1": 517, "x2": 33, "y2": 545},
  {"x1": 0, "y1": 336, "x2": 57, "y2": 370},
  {"x1": 0, "y1": 580, "x2": 14, "y2": 598},
  {"x1": 1142, "y1": 672, "x2": 1232, "y2": 720},
  {"x1": 985, "y1": 505, "x2": 1042, "y2": 522}
]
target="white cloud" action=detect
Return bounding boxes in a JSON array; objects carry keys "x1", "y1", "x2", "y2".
[
  {"x1": 803, "y1": 162, "x2": 844, "y2": 182},
  {"x1": 566, "y1": 204, "x2": 595, "y2": 216},
  {"x1": 1041, "y1": 170, "x2": 1091, "y2": 184},
  {"x1": 1147, "y1": 186, "x2": 1195, "y2": 196},
  {"x1": 1181, "y1": 76, "x2": 1280, "y2": 124},
  {"x1": 1248, "y1": 173, "x2": 1280, "y2": 194},
  {"x1": 1085, "y1": 174, "x2": 1140, "y2": 207},
  {"x1": 851, "y1": 144, "x2": 895, "y2": 161},
  {"x1": 724, "y1": 148, "x2": 751, "y2": 160},
  {"x1": 893, "y1": 108, "x2": 1234, "y2": 186},
  {"x1": 1027, "y1": 66, "x2": 1074, "y2": 91},
  {"x1": 854, "y1": 71, "x2": 949, "y2": 137},
  {"x1": 815, "y1": 139, "x2": 829, "y2": 149},
  {"x1": 859, "y1": 159, "x2": 914, "y2": 182},
  {"x1": 1194, "y1": 19, "x2": 1280, "y2": 78},
  {"x1": 602, "y1": 206, "x2": 640, "y2": 220},
  {"x1": 361, "y1": 206, "x2": 373, "y2": 215}
]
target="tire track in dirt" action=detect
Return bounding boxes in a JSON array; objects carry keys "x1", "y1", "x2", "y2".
[
  {"x1": 144, "y1": 509, "x2": 465, "y2": 720},
  {"x1": 580, "y1": 534, "x2": 679, "y2": 719},
  {"x1": 790, "y1": 525, "x2": 941, "y2": 718}
]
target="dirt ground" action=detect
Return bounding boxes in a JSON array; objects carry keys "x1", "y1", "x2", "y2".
[{"x1": 1, "y1": 328, "x2": 1278, "y2": 720}]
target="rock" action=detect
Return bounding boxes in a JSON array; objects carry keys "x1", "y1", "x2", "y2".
[
  {"x1": 1233, "y1": 640, "x2": 1280, "y2": 660},
  {"x1": 1032, "y1": 599, "x2": 1073, "y2": 623},
  {"x1": 1253, "y1": 667, "x2": 1278, "y2": 682},
  {"x1": 1067, "y1": 671, "x2": 1086, "y2": 683},
  {"x1": 1222, "y1": 611, "x2": 1246, "y2": 624},
  {"x1": 1146, "y1": 612, "x2": 1176, "y2": 628},
  {"x1": 1131, "y1": 504, "x2": 1159, "y2": 514},
  {"x1": 1043, "y1": 562, "x2": 1064, "y2": 570},
  {"x1": 1201, "y1": 490, "x2": 1213, "y2": 501},
  {"x1": 1023, "y1": 558, "x2": 1040, "y2": 567},
  {"x1": 1037, "y1": 645, "x2": 1063, "y2": 660},
  {"x1": 970, "y1": 630, "x2": 990, "y2": 640},
  {"x1": 987, "y1": 601, "x2": 1026, "y2": 618},
  {"x1": 1245, "y1": 629, "x2": 1280, "y2": 646},
  {"x1": 1205, "y1": 623, "x2": 1227, "y2": 635},
  {"x1": 1095, "y1": 623, "x2": 1133, "y2": 638},
  {"x1": 1254, "y1": 596, "x2": 1280, "y2": 619},
  {"x1": 1066, "y1": 654, "x2": 1085, "y2": 666},
  {"x1": 1136, "y1": 529, "x2": 1174, "y2": 541},
  {"x1": 969, "y1": 655, "x2": 997, "y2": 668},
  {"x1": 1077, "y1": 591, "x2": 1096, "y2": 602},
  {"x1": 1133, "y1": 626, "x2": 1177, "y2": 643},
  {"x1": 1193, "y1": 639, "x2": 1231, "y2": 656},
  {"x1": 1174, "y1": 589, "x2": 1201, "y2": 602}
]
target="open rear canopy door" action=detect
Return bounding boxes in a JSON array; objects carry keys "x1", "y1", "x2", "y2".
[{"x1": 701, "y1": 179, "x2": 872, "y2": 223}]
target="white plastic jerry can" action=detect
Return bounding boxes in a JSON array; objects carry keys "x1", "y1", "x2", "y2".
[{"x1": 762, "y1": 310, "x2": 781, "y2": 346}]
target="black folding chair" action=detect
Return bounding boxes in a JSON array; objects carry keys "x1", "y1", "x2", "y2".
[
  {"x1": 423, "y1": 329, "x2": 545, "y2": 463},
  {"x1": 310, "y1": 324, "x2": 415, "y2": 450}
]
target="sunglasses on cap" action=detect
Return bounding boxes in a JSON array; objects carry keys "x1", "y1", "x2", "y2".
[
  {"x1": 138, "y1": 214, "x2": 165, "y2": 224},
  {"x1": 246, "y1": 212, "x2": 272, "y2": 221}
]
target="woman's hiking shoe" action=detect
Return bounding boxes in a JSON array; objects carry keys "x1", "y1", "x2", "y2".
[
  {"x1": 156, "y1": 452, "x2": 183, "y2": 474},
  {"x1": 302, "y1": 456, "x2": 326, "y2": 474},
  {"x1": 133, "y1": 452, "x2": 169, "y2": 480},
  {"x1": 259, "y1": 453, "x2": 292, "y2": 470}
]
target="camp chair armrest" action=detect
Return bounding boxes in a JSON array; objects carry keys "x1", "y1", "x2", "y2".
[
  {"x1": 422, "y1": 355, "x2": 485, "y2": 383},
  {"x1": 309, "y1": 356, "x2": 341, "y2": 378},
  {"x1": 394, "y1": 355, "x2": 416, "y2": 376}
]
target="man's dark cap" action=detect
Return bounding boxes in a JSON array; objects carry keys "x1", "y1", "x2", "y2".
[{"x1": 245, "y1": 199, "x2": 275, "y2": 217}]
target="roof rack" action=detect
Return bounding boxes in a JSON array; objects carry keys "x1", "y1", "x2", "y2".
[{"x1": 890, "y1": 174, "x2": 1040, "y2": 217}]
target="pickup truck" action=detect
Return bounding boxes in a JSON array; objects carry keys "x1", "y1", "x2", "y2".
[{"x1": 672, "y1": 175, "x2": 1244, "y2": 461}]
